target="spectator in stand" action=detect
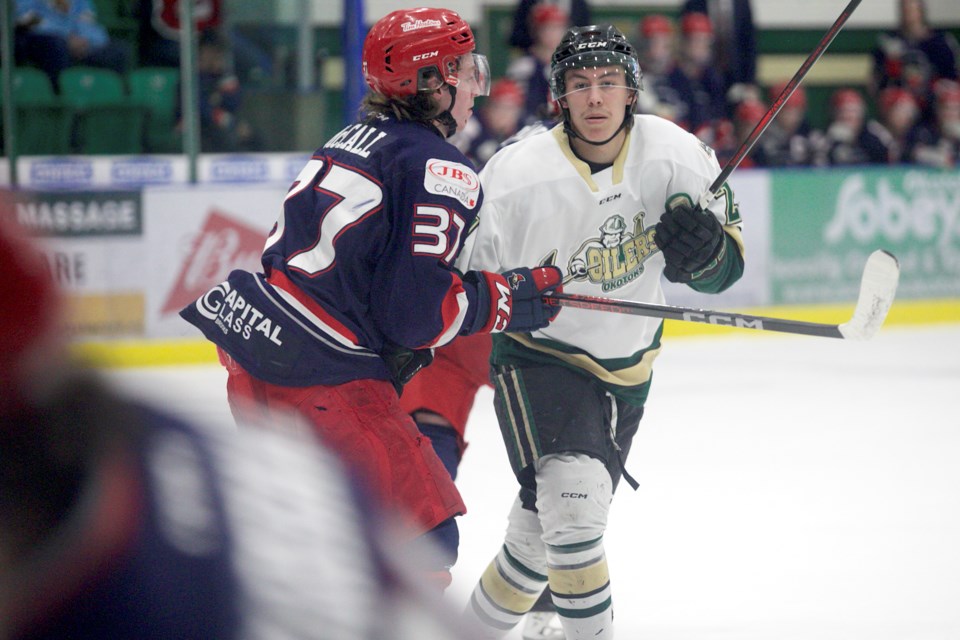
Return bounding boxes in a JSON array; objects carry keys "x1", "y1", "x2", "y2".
[
  {"x1": 452, "y1": 78, "x2": 527, "y2": 170},
  {"x1": 13, "y1": 0, "x2": 130, "y2": 90},
  {"x1": 717, "y1": 96, "x2": 765, "y2": 168},
  {"x1": 909, "y1": 79, "x2": 960, "y2": 168},
  {"x1": 871, "y1": 0, "x2": 960, "y2": 125},
  {"x1": 751, "y1": 82, "x2": 821, "y2": 167},
  {"x1": 818, "y1": 88, "x2": 891, "y2": 166},
  {"x1": 508, "y1": 0, "x2": 591, "y2": 51},
  {"x1": 506, "y1": 3, "x2": 571, "y2": 124},
  {"x1": 136, "y1": 0, "x2": 222, "y2": 67},
  {"x1": 682, "y1": 0, "x2": 757, "y2": 95},
  {"x1": 179, "y1": 29, "x2": 262, "y2": 152},
  {"x1": 662, "y1": 12, "x2": 730, "y2": 146},
  {"x1": 136, "y1": 0, "x2": 272, "y2": 85},
  {"x1": 877, "y1": 86, "x2": 922, "y2": 163},
  {"x1": 634, "y1": 13, "x2": 678, "y2": 120}
]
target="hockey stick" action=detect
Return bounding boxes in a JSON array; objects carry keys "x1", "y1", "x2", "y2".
[
  {"x1": 544, "y1": 250, "x2": 900, "y2": 340},
  {"x1": 698, "y1": 0, "x2": 863, "y2": 210}
]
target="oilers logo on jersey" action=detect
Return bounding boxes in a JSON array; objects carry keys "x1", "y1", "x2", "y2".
[{"x1": 567, "y1": 212, "x2": 657, "y2": 292}]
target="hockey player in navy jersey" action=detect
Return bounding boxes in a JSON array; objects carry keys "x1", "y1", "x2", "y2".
[{"x1": 180, "y1": 7, "x2": 563, "y2": 589}]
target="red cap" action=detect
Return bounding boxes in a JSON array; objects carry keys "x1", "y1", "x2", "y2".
[
  {"x1": 879, "y1": 87, "x2": 918, "y2": 113},
  {"x1": 933, "y1": 79, "x2": 960, "y2": 106},
  {"x1": 488, "y1": 78, "x2": 525, "y2": 107},
  {"x1": 735, "y1": 99, "x2": 767, "y2": 124},
  {"x1": 531, "y1": 3, "x2": 568, "y2": 27},
  {"x1": 831, "y1": 88, "x2": 864, "y2": 111},
  {"x1": 768, "y1": 81, "x2": 807, "y2": 110},
  {"x1": 640, "y1": 14, "x2": 674, "y2": 38},
  {"x1": 0, "y1": 192, "x2": 62, "y2": 416},
  {"x1": 681, "y1": 12, "x2": 713, "y2": 36}
]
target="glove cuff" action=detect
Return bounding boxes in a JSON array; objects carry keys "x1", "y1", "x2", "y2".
[{"x1": 462, "y1": 270, "x2": 513, "y2": 335}]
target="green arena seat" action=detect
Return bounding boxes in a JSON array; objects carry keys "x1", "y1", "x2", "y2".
[{"x1": 59, "y1": 66, "x2": 145, "y2": 155}]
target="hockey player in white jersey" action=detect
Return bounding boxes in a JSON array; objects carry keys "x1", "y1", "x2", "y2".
[{"x1": 458, "y1": 24, "x2": 745, "y2": 639}]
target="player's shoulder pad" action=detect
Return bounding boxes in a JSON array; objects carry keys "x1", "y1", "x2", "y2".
[{"x1": 632, "y1": 114, "x2": 719, "y2": 165}]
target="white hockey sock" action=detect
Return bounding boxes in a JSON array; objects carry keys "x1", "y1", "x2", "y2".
[
  {"x1": 546, "y1": 536, "x2": 614, "y2": 640},
  {"x1": 464, "y1": 544, "x2": 549, "y2": 638}
]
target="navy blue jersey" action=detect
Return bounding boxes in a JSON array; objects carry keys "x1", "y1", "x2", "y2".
[{"x1": 181, "y1": 114, "x2": 487, "y2": 387}]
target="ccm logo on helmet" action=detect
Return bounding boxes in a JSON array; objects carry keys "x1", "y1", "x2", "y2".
[
  {"x1": 413, "y1": 51, "x2": 439, "y2": 61},
  {"x1": 575, "y1": 42, "x2": 607, "y2": 50}
]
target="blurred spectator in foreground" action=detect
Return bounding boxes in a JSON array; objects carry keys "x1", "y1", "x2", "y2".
[
  {"x1": 635, "y1": 13, "x2": 678, "y2": 120},
  {"x1": 179, "y1": 30, "x2": 262, "y2": 152},
  {"x1": 508, "y1": 0, "x2": 591, "y2": 50},
  {"x1": 871, "y1": 0, "x2": 960, "y2": 125},
  {"x1": 663, "y1": 12, "x2": 730, "y2": 145},
  {"x1": 506, "y1": 3, "x2": 570, "y2": 124},
  {"x1": 682, "y1": 0, "x2": 757, "y2": 95},
  {"x1": 751, "y1": 82, "x2": 822, "y2": 167},
  {"x1": 14, "y1": 0, "x2": 130, "y2": 90},
  {"x1": 818, "y1": 88, "x2": 890, "y2": 166},
  {"x1": 452, "y1": 78, "x2": 527, "y2": 170},
  {"x1": 0, "y1": 194, "x2": 482, "y2": 640},
  {"x1": 877, "y1": 86, "x2": 922, "y2": 163},
  {"x1": 909, "y1": 79, "x2": 960, "y2": 168}
]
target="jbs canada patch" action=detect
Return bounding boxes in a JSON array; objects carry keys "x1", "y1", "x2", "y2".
[{"x1": 423, "y1": 159, "x2": 480, "y2": 209}]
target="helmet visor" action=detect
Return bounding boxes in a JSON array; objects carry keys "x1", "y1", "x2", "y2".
[
  {"x1": 417, "y1": 52, "x2": 491, "y2": 96},
  {"x1": 551, "y1": 51, "x2": 641, "y2": 100}
]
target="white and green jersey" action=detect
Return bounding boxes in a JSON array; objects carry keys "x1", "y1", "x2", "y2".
[{"x1": 456, "y1": 115, "x2": 744, "y2": 404}]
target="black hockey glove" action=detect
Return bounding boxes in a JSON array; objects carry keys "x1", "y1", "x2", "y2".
[
  {"x1": 462, "y1": 266, "x2": 563, "y2": 334},
  {"x1": 380, "y1": 341, "x2": 434, "y2": 393},
  {"x1": 654, "y1": 193, "x2": 724, "y2": 283}
]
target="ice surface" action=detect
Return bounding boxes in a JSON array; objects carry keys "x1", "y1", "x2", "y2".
[{"x1": 103, "y1": 323, "x2": 960, "y2": 639}]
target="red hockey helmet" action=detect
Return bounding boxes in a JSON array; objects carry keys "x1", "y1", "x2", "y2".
[{"x1": 362, "y1": 7, "x2": 489, "y2": 99}]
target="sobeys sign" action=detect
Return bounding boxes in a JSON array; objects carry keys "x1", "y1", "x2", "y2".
[{"x1": 771, "y1": 168, "x2": 960, "y2": 304}]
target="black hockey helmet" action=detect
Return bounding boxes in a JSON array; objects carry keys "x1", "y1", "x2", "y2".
[
  {"x1": 549, "y1": 25, "x2": 643, "y2": 146},
  {"x1": 549, "y1": 24, "x2": 642, "y2": 102}
]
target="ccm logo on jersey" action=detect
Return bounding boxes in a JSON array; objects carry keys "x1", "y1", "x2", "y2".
[
  {"x1": 424, "y1": 159, "x2": 480, "y2": 209},
  {"x1": 196, "y1": 281, "x2": 283, "y2": 345}
]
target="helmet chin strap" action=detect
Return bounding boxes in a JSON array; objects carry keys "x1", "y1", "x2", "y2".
[
  {"x1": 562, "y1": 96, "x2": 636, "y2": 147},
  {"x1": 433, "y1": 85, "x2": 459, "y2": 139},
  {"x1": 563, "y1": 111, "x2": 630, "y2": 146}
]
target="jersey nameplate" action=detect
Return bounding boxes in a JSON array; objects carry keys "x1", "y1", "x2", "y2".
[
  {"x1": 423, "y1": 159, "x2": 480, "y2": 209},
  {"x1": 323, "y1": 123, "x2": 387, "y2": 159}
]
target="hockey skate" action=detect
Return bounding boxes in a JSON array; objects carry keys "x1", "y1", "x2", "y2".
[{"x1": 521, "y1": 611, "x2": 565, "y2": 639}]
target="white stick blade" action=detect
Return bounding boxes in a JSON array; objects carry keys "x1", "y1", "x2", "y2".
[{"x1": 838, "y1": 250, "x2": 900, "y2": 340}]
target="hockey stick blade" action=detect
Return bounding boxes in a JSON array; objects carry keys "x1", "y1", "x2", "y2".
[
  {"x1": 544, "y1": 250, "x2": 899, "y2": 340},
  {"x1": 837, "y1": 249, "x2": 900, "y2": 340}
]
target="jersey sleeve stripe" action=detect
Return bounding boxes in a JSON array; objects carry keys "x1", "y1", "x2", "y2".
[{"x1": 425, "y1": 275, "x2": 469, "y2": 348}]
